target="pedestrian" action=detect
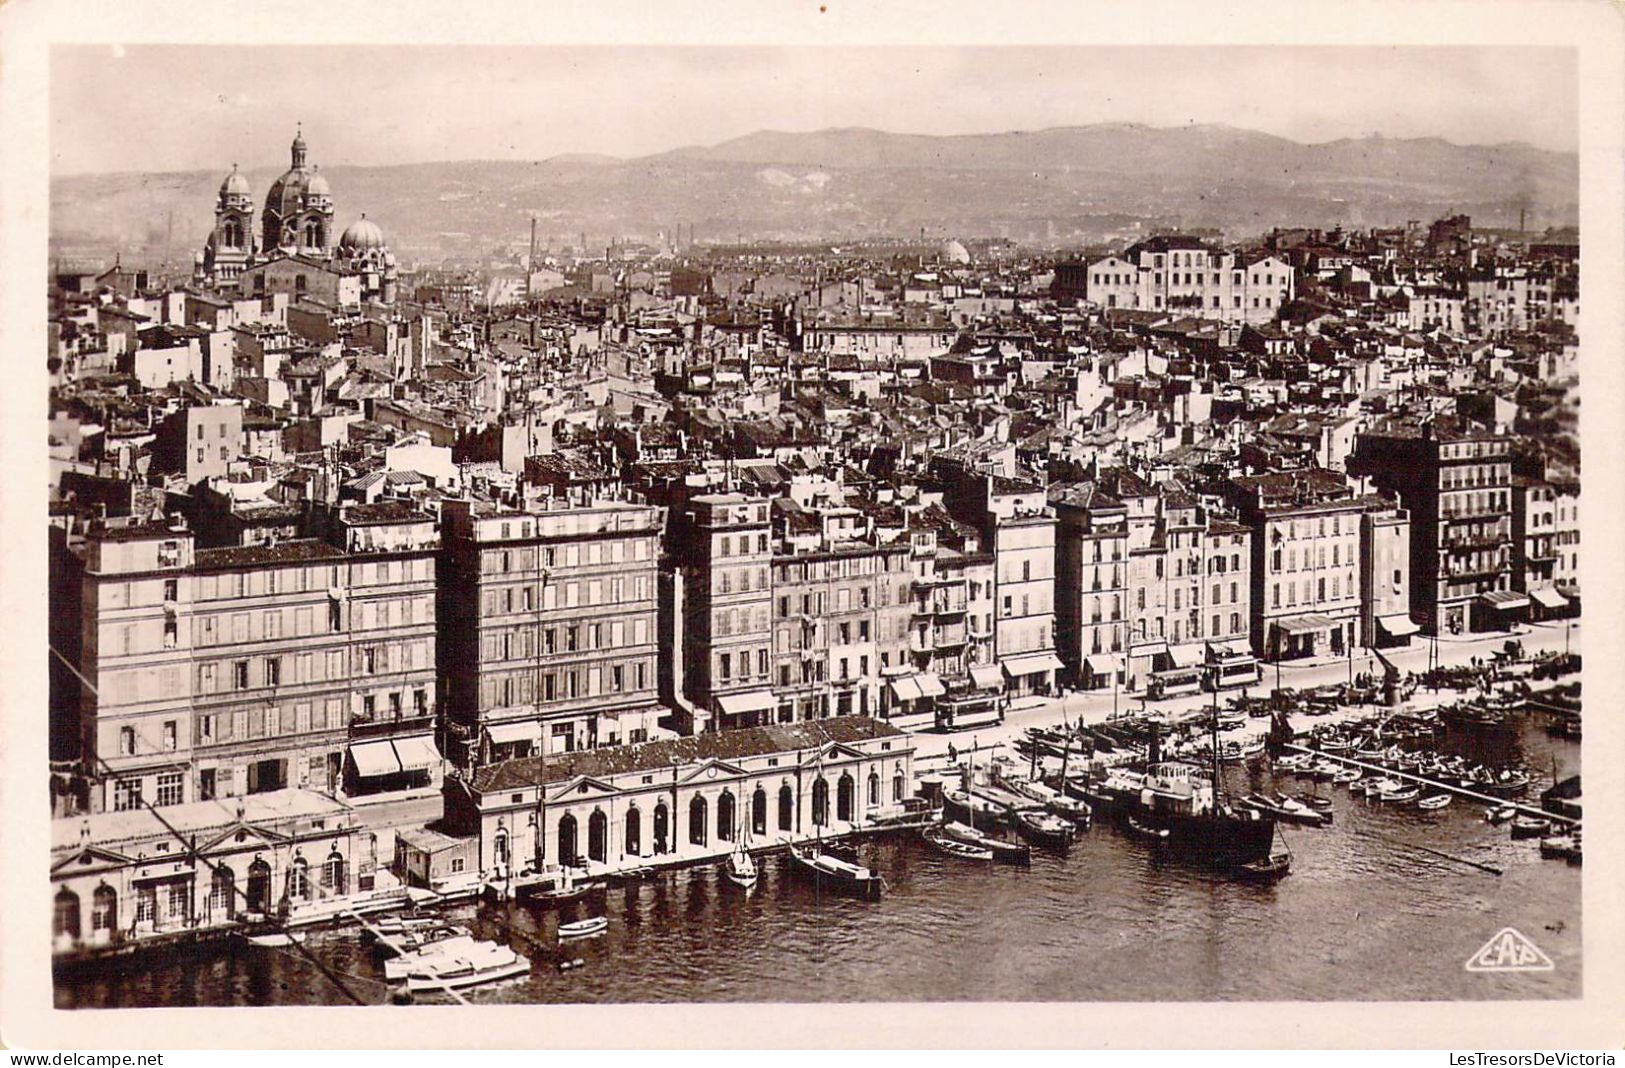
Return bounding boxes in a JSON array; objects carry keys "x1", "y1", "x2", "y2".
[{"x1": 948, "y1": 743, "x2": 957, "y2": 764}]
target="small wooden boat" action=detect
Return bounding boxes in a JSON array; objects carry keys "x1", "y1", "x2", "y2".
[
  {"x1": 943, "y1": 788, "x2": 1007, "y2": 834},
  {"x1": 1012, "y1": 808, "x2": 1074, "y2": 851},
  {"x1": 941, "y1": 820, "x2": 1031, "y2": 864},
  {"x1": 1416, "y1": 793, "x2": 1453, "y2": 811},
  {"x1": 1485, "y1": 805, "x2": 1517, "y2": 825},
  {"x1": 1124, "y1": 815, "x2": 1171, "y2": 844},
  {"x1": 558, "y1": 916, "x2": 608, "y2": 940},
  {"x1": 1332, "y1": 767, "x2": 1362, "y2": 785},
  {"x1": 1510, "y1": 815, "x2": 1551, "y2": 839},
  {"x1": 1379, "y1": 785, "x2": 1422, "y2": 804},
  {"x1": 372, "y1": 923, "x2": 472, "y2": 958},
  {"x1": 1234, "y1": 849, "x2": 1292, "y2": 882},
  {"x1": 240, "y1": 929, "x2": 305, "y2": 948},
  {"x1": 522, "y1": 870, "x2": 605, "y2": 908},
  {"x1": 922, "y1": 823, "x2": 995, "y2": 861},
  {"x1": 787, "y1": 846, "x2": 883, "y2": 900},
  {"x1": 1294, "y1": 792, "x2": 1334, "y2": 812},
  {"x1": 1538, "y1": 834, "x2": 1580, "y2": 861}
]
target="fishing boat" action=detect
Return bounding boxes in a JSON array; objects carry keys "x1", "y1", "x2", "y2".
[
  {"x1": 401, "y1": 940, "x2": 530, "y2": 994},
  {"x1": 994, "y1": 766, "x2": 1092, "y2": 826},
  {"x1": 723, "y1": 846, "x2": 758, "y2": 890},
  {"x1": 1378, "y1": 785, "x2": 1422, "y2": 804},
  {"x1": 521, "y1": 868, "x2": 605, "y2": 908},
  {"x1": 1332, "y1": 767, "x2": 1362, "y2": 785},
  {"x1": 1235, "y1": 793, "x2": 1329, "y2": 827},
  {"x1": 1538, "y1": 834, "x2": 1581, "y2": 861},
  {"x1": 942, "y1": 788, "x2": 1007, "y2": 834},
  {"x1": 922, "y1": 823, "x2": 995, "y2": 861},
  {"x1": 558, "y1": 916, "x2": 609, "y2": 940},
  {"x1": 366, "y1": 913, "x2": 448, "y2": 941},
  {"x1": 239, "y1": 929, "x2": 306, "y2": 948},
  {"x1": 940, "y1": 820, "x2": 1031, "y2": 864},
  {"x1": 1510, "y1": 815, "x2": 1551, "y2": 839},
  {"x1": 1293, "y1": 792, "x2": 1334, "y2": 813},
  {"x1": 1234, "y1": 828, "x2": 1292, "y2": 882},
  {"x1": 1416, "y1": 793, "x2": 1453, "y2": 811},
  {"x1": 786, "y1": 846, "x2": 884, "y2": 900},
  {"x1": 1485, "y1": 804, "x2": 1517, "y2": 824},
  {"x1": 1012, "y1": 808, "x2": 1074, "y2": 851},
  {"x1": 1124, "y1": 815, "x2": 1171, "y2": 843}
]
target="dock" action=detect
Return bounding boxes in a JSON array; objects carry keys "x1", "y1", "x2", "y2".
[{"x1": 1281, "y1": 744, "x2": 1580, "y2": 826}]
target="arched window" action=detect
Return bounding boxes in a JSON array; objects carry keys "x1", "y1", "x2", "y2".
[
  {"x1": 223, "y1": 220, "x2": 242, "y2": 249},
  {"x1": 778, "y1": 784, "x2": 794, "y2": 831},
  {"x1": 588, "y1": 810, "x2": 608, "y2": 864},
  {"x1": 287, "y1": 858, "x2": 311, "y2": 901},
  {"x1": 752, "y1": 787, "x2": 768, "y2": 836},
  {"x1": 493, "y1": 829, "x2": 510, "y2": 867},
  {"x1": 837, "y1": 773, "x2": 855, "y2": 822},
  {"x1": 246, "y1": 858, "x2": 272, "y2": 914},
  {"x1": 211, "y1": 865, "x2": 236, "y2": 919},
  {"x1": 321, "y1": 850, "x2": 346, "y2": 896},
  {"x1": 717, "y1": 791, "x2": 736, "y2": 843},
  {"x1": 304, "y1": 220, "x2": 323, "y2": 248},
  {"x1": 893, "y1": 773, "x2": 906, "y2": 803},
  {"x1": 625, "y1": 806, "x2": 642, "y2": 856},
  {"x1": 867, "y1": 772, "x2": 880, "y2": 807},
  {"x1": 54, "y1": 888, "x2": 81, "y2": 939},
  {"x1": 92, "y1": 884, "x2": 118, "y2": 933},
  {"x1": 557, "y1": 813, "x2": 578, "y2": 868},
  {"x1": 811, "y1": 777, "x2": 829, "y2": 827},
  {"x1": 653, "y1": 802, "x2": 670, "y2": 854},
  {"x1": 689, "y1": 794, "x2": 708, "y2": 846}
]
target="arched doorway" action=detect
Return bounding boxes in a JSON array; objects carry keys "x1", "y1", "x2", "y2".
[
  {"x1": 717, "y1": 791, "x2": 736, "y2": 842},
  {"x1": 322, "y1": 851, "x2": 346, "y2": 896},
  {"x1": 811, "y1": 777, "x2": 829, "y2": 826},
  {"x1": 653, "y1": 803, "x2": 669, "y2": 854},
  {"x1": 54, "y1": 888, "x2": 81, "y2": 940},
  {"x1": 837, "y1": 773, "x2": 855, "y2": 822},
  {"x1": 558, "y1": 813, "x2": 579, "y2": 868},
  {"x1": 246, "y1": 858, "x2": 272, "y2": 914},
  {"x1": 752, "y1": 787, "x2": 768, "y2": 836},
  {"x1": 211, "y1": 866, "x2": 236, "y2": 919},
  {"x1": 588, "y1": 810, "x2": 608, "y2": 864},
  {"x1": 689, "y1": 794, "x2": 708, "y2": 846},
  {"x1": 92, "y1": 884, "x2": 118, "y2": 935},
  {"x1": 778, "y1": 784, "x2": 794, "y2": 831},
  {"x1": 868, "y1": 772, "x2": 880, "y2": 807},
  {"x1": 625, "y1": 806, "x2": 642, "y2": 856}
]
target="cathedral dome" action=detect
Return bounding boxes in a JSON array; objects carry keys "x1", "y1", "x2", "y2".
[
  {"x1": 940, "y1": 238, "x2": 971, "y2": 264},
  {"x1": 219, "y1": 166, "x2": 250, "y2": 198},
  {"x1": 339, "y1": 215, "x2": 387, "y2": 251},
  {"x1": 306, "y1": 168, "x2": 331, "y2": 197}
]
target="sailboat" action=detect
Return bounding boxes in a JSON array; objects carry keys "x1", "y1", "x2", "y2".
[{"x1": 723, "y1": 811, "x2": 758, "y2": 890}]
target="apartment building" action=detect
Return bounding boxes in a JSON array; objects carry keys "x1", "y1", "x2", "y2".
[
  {"x1": 681, "y1": 494, "x2": 776, "y2": 732},
  {"x1": 1060, "y1": 235, "x2": 1295, "y2": 324},
  {"x1": 1511, "y1": 476, "x2": 1580, "y2": 620},
  {"x1": 439, "y1": 497, "x2": 665, "y2": 766}
]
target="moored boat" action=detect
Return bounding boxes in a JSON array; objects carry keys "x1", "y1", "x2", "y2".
[
  {"x1": 558, "y1": 916, "x2": 608, "y2": 940},
  {"x1": 1012, "y1": 808, "x2": 1074, "y2": 851},
  {"x1": 787, "y1": 846, "x2": 884, "y2": 900},
  {"x1": 1125, "y1": 815, "x2": 1171, "y2": 843},
  {"x1": 1485, "y1": 804, "x2": 1517, "y2": 824},
  {"x1": 1416, "y1": 793, "x2": 1453, "y2": 811},
  {"x1": 922, "y1": 823, "x2": 995, "y2": 861},
  {"x1": 940, "y1": 820, "x2": 1030, "y2": 864},
  {"x1": 400, "y1": 940, "x2": 530, "y2": 993},
  {"x1": 723, "y1": 843, "x2": 759, "y2": 891},
  {"x1": 1510, "y1": 815, "x2": 1551, "y2": 839},
  {"x1": 239, "y1": 929, "x2": 305, "y2": 948}
]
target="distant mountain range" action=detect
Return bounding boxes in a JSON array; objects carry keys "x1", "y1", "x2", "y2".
[{"x1": 50, "y1": 123, "x2": 1577, "y2": 264}]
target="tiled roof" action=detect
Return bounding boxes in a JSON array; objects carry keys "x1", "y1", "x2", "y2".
[{"x1": 470, "y1": 716, "x2": 908, "y2": 793}]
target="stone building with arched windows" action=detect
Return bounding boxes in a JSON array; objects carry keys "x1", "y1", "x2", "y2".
[{"x1": 438, "y1": 716, "x2": 918, "y2": 893}]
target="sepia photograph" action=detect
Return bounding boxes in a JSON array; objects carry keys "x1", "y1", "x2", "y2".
[{"x1": 3, "y1": 0, "x2": 1623, "y2": 1051}]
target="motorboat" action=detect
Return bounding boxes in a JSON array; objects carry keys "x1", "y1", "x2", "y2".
[
  {"x1": 787, "y1": 846, "x2": 884, "y2": 900},
  {"x1": 371, "y1": 923, "x2": 472, "y2": 958},
  {"x1": 940, "y1": 820, "x2": 1031, "y2": 864},
  {"x1": 922, "y1": 823, "x2": 995, "y2": 861},
  {"x1": 1416, "y1": 794, "x2": 1453, "y2": 811},
  {"x1": 558, "y1": 916, "x2": 609, "y2": 940},
  {"x1": 400, "y1": 940, "x2": 530, "y2": 994},
  {"x1": 1012, "y1": 808, "x2": 1075, "y2": 851}
]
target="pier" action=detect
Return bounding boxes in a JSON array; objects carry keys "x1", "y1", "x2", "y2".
[{"x1": 1281, "y1": 743, "x2": 1580, "y2": 826}]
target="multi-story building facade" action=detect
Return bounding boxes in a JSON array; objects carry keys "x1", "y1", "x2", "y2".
[
  {"x1": 1511, "y1": 475, "x2": 1580, "y2": 620},
  {"x1": 1350, "y1": 419, "x2": 1518, "y2": 635},
  {"x1": 681, "y1": 494, "x2": 775, "y2": 732},
  {"x1": 1053, "y1": 482, "x2": 1129, "y2": 691},
  {"x1": 439, "y1": 498, "x2": 665, "y2": 766},
  {"x1": 67, "y1": 505, "x2": 442, "y2": 815},
  {"x1": 1360, "y1": 505, "x2": 1417, "y2": 648},
  {"x1": 1058, "y1": 235, "x2": 1295, "y2": 325}
]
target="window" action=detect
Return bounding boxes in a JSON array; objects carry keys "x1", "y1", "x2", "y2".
[
  {"x1": 113, "y1": 778, "x2": 142, "y2": 812},
  {"x1": 119, "y1": 726, "x2": 135, "y2": 756},
  {"x1": 163, "y1": 720, "x2": 178, "y2": 751},
  {"x1": 156, "y1": 772, "x2": 183, "y2": 807},
  {"x1": 233, "y1": 661, "x2": 249, "y2": 690},
  {"x1": 265, "y1": 658, "x2": 281, "y2": 688}
]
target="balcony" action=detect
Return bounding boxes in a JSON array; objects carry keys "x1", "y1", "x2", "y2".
[{"x1": 349, "y1": 713, "x2": 436, "y2": 740}]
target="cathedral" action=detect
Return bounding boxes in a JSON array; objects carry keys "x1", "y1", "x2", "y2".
[{"x1": 196, "y1": 127, "x2": 397, "y2": 304}]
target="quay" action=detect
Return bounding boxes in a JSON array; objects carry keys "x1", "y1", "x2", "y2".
[{"x1": 1280, "y1": 743, "x2": 1580, "y2": 825}]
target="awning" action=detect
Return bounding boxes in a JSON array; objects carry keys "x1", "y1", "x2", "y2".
[
  {"x1": 715, "y1": 690, "x2": 775, "y2": 717},
  {"x1": 1376, "y1": 613, "x2": 1422, "y2": 637},
  {"x1": 1275, "y1": 613, "x2": 1336, "y2": 636},
  {"x1": 1479, "y1": 591, "x2": 1530, "y2": 610},
  {"x1": 348, "y1": 739, "x2": 401, "y2": 778},
  {"x1": 888, "y1": 676, "x2": 925, "y2": 702},
  {"x1": 485, "y1": 721, "x2": 542, "y2": 746},
  {"x1": 1530, "y1": 587, "x2": 1568, "y2": 610},
  {"x1": 1168, "y1": 643, "x2": 1204, "y2": 669},
  {"x1": 915, "y1": 673, "x2": 946, "y2": 699},
  {"x1": 968, "y1": 664, "x2": 1005, "y2": 690},
  {"x1": 1084, "y1": 654, "x2": 1121, "y2": 676},
  {"x1": 391, "y1": 734, "x2": 441, "y2": 772},
  {"x1": 1002, "y1": 652, "x2": 1065, "y2": 678},
  {"x1": 1206, "y1": 642, "x2": 1253, "y2": 662}
]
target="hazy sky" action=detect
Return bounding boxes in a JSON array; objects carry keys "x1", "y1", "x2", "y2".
[{"x1": 51, "y1": 45, "x2": 1577, "y2": 175}]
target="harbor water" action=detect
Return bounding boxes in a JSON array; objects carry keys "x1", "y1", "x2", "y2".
[{"x1": 57, "y1": 717, "x2": 1580, "y2": 1006}]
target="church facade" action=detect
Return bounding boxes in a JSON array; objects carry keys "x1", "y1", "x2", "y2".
[{"x1": 196, "y1": 128, "x2": 397, "y2": 305}]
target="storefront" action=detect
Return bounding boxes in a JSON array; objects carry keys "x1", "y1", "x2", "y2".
[
  {"x1": 1528, "y1": 586, "x2": 1571, "y2": 622},
  {"x1": 1268, "y1": 613, "x2": 1340, "y2": 660},
  {"x1": 1000, "y1": 652, "x2": 1065, "y2": 698},
  {"x1": 1474, "y1": 590, "x2": 1530, "y2": 631},
  {"x1": 1080, "y1": 654, "x2": 1123, "y2": 691},
  {"x1": 713, "y1": 690, "x2": 775, "y2": 731},
  {"x1": 1373, "y1": 612, "x2": 1421, "y2": 649},
  {"x1": 345, "y1": 733, "x2": 443, "y2": 797}
]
